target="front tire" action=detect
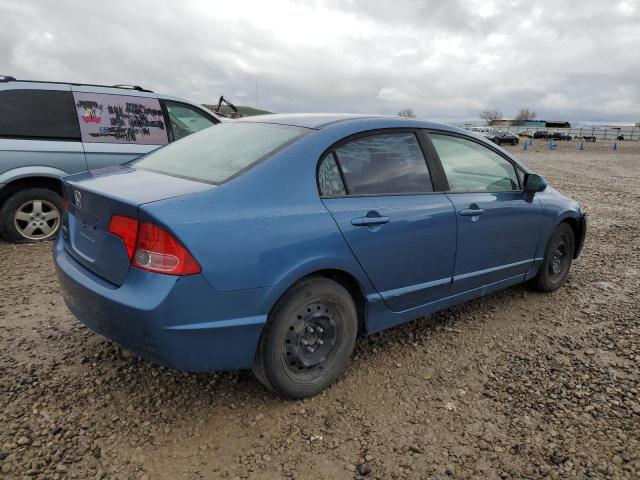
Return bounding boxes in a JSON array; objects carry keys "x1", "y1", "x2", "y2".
[
  {"x1": 530, "y1": 223, "x2": 575, "y2": 292},
  {"x1": 0, "y1": 188, "x2": 62, "y2": 243},
  {"x1": 253, "y1": 276, "x2": 358, "y2": 399}
]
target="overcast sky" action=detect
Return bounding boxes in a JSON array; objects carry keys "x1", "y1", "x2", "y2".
[{"x1": 1, "y1": 0, "x2": 639, "y2": 123}]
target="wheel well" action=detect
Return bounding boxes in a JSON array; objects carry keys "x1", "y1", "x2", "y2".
[
  {"x1": 0, "y1": 177, "x2": 62, "y2": 205},
  {"x1": 561, "y1": 217, "x2": 583, "y2": 258},
  {"x1": 304, "y1": 269, "x2": 368, "y2": 336}
]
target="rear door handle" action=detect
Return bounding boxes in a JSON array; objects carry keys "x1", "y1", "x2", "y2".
[
  {"x1": 351, "y1": 215, "x2": 390, "y2": 226},
  {"x1": 459, "y1": 208, "x2": 485, "y2": 216}
]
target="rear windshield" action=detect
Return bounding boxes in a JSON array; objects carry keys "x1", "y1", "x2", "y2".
[{"x1": 134, "y1": 122, "x2": 307, "y2": 184}]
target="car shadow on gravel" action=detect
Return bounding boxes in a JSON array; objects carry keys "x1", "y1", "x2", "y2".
[{"x1": 73, "y1": 281, "x2": 532, "y2": 405}]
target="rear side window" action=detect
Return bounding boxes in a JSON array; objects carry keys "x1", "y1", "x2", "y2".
[
  {"x1": 430, "y1": 134, "x2": 519, "y2": 192},
  {"x1": 332, "y1": 132, "x2": 433, "y2": 195},
  {"x1": 73, "y1": 92, "x2": 168, "y2": 145},
  {"x1": 164, "y1": 101, "x2": 217, "y2": 141},
  {"x1": 0, "y1": 89, "x2": 80, "y2": 140},
  {"x1": 318, "y1": 153, "x2": 346, "y2": 196},
  {"x1": 134, "y1": 122, "x2": 307, "y2": 184}
]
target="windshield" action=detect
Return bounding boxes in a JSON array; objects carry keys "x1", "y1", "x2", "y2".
[{"x1": 134, "y1": 122, "x2": 307, "y2": 184}]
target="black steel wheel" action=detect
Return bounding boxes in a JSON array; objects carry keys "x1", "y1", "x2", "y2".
[
  {"x1": 253, "y1": 276, "x2": 358, "y2": 398},
  {"x1": 530, "y1": 223, "x2": 575, "y2": 292}
]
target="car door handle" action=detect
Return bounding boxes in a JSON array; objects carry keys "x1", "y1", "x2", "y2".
[
  {"x1": 459, "y1": 208, "x2": 485, "y2": 216},
  {"x1": 351, "y1": 215, "x2": 390, "y2": 226}
]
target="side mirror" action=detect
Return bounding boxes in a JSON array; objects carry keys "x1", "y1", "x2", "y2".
[{"x1": 523, "y1": 173, "x2": 547, "y2": 193}]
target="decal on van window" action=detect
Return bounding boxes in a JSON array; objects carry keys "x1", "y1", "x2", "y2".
[{"x1": 73, "y1": 92, "x2": 168, "y2": 145}]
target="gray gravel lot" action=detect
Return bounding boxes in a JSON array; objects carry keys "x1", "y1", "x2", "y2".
[{"x1": 0, "y1": 140, "x2": 638, "y2": 479}]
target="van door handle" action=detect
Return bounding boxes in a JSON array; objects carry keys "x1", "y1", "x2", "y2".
[
  {"x1": 351, "y1": 215, "x2": 390, "y2": 226},
  {"x1": 459, "y1": 208, "x2": 485, "y2": 216}
]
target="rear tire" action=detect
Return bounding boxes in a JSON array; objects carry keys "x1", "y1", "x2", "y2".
[
  {"x1": 253, "y1": 276, "x2": 358, "y2": 399},
  {"x1": 530, "y1": 223, "x2": 575, "y2": 292},
  {"x1": 0, "y1": 188, "x2": 62, "y2": 243}
]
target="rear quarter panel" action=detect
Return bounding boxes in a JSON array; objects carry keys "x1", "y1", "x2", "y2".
[
  {"x1": 0, "y1": 82, "x2": 87, "y2": 184},
  {"x1": 0, "y1": 141, "x2": 86, "y2": 184},
  {"x1": 139, "y1": 131, "x2": 377, "y2": 296}
]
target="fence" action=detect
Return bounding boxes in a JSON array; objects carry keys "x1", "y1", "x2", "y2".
[{"x1": 492, "y1": 125, "x2": 639, "y2": 141}]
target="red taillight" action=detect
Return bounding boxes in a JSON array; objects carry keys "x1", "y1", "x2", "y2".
[
  {"x1": 63, "y1": 197, "x2": 69, "y2": 211},
  {"x1": 108, "y1": 215, "x2": 200, "y2": 276},
  {"x1": 133, "y1": 222, "x2": 201, "y2": 275},
  {"x1": 108, "y1": 215, "x2": 138, "y2": 260}
]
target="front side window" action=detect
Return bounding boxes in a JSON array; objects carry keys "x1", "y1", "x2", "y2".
[
  {"x1": 333, "y1": 132, "x2": 432, "y2": 195},
  {"x1": 0, "y1": 89, "x2": 80, "y2": 140},
  {"x1": 430, "y1": 134, "x2": 519, "y2": 192},
  {"x1": 165, "y1": 101, "x2": 217, "y2": 141},
  {"x1": 135, "y1": 122, "x2": 306, "y2": 184}
]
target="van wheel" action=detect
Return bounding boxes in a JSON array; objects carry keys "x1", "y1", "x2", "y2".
[
  {"x1": 529, "y1": 223, "x2": 575, "y2": 292},
  {"x1": 253, "y1": 276, "x2": 358, "y2": 399},
  {"x1": 0, "y1": 188, "x2": 63, "y2": 243}
]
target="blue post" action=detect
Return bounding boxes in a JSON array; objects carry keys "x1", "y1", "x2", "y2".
[
  {"x1": 523, "y1": 141, "x2": 528, "y2": 151},
  {"x1": 579, "y1": 142, "x2": 584, "y2": 151},
  {"x1": 529, "y1": 138, "x2": 533, "y2": 147},
  {"x1": 613, "y1": 142, "x2": 617, "y2": 151}
]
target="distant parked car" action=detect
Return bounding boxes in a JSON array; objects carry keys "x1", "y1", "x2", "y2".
[
  {"x1": 487, "y1": 131, "x2": 519, "y2": 146},
  {"x1": 582, "y1": 136, "x2": 598, "y2": 142},
  {"x1": 549, "y1": 132, "x2": 572, "y2": 141},
  {"x1": 533, "y1": 130, "x2": 549, "y2": 139},
  {"x1": 467, "y1": 126, "x2": 496, "y2": 138},
  {"x1": 0, "y1": 75, "x2": 223, "y2": 243},
  {"x1": 517, "y1": 131, "x2": 533, "y2": 138},
  {"x1": 54, "y1": 114, "x2": 586, "y2": 398}
]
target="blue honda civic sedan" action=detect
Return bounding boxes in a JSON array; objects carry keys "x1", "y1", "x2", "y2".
[{"x1": 54, "y1": 114, "x2": 586, "y2": 398}]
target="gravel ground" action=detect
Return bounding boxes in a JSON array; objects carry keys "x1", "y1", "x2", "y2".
[{"x1": 0, "y1": 140, "x2": 638, "y2": 480}]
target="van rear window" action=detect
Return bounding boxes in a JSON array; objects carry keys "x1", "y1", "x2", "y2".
[
  {"x1": 134, "y1": 122, "x2": 307, "y2": 184},
  {"x1": 0, "y1": 90, "x2": 80, "y2": 140}
]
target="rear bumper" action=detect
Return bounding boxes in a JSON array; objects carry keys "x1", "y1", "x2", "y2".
[{"x1": 53, "y1": 237, "x2": 267, "y2": 371}]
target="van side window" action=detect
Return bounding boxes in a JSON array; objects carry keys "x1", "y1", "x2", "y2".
[
  {"x1": 73, "y1": 92, "x2": 168, "y2": 145},
  {"x1": 164, "y1": 101, "x2": 217, "y2": 141},
  {"x1": 0, "y1": 90, "x2": 80, "y2": 140}
]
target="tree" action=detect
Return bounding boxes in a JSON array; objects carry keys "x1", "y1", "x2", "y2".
[
  {"x1": 398, "y1": 108, "x2": 416, "y2": 118},
  {"x1": 479, "y1": 109, "x2": 503, "y2": 125},
  {"x1": 514, "y1": 107, "x2": 537, "y2": 121}
]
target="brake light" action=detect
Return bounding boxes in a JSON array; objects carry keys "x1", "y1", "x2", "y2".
[
  {"x1": 108, "y1": 215, "x2": 200, "y2": 275},
  {"x1": 108, "y1": 215, "x2": 138, "y2": 260},
  {"x1": 63, "y1": 197, "x2": 69, "y2": 211}
]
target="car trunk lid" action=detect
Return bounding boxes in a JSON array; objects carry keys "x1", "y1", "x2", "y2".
[{"x1": 61, "y1": 166, "x2": 212, "y2": 286}]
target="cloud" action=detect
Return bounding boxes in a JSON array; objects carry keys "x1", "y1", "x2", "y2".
[{"x1": 0, "y1": 0, "x2": 638, "y2": 122}]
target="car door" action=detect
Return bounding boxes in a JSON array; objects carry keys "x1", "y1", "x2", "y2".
[
  {"x1": 71, "y1": 88, "x2": 169, "y2": 170},
  {"x1": 428, "y1": 132, "x2": 542, "y2": 294},
  {"x1": 319, "y1": 130, "x2": 457, "y2": 312}
]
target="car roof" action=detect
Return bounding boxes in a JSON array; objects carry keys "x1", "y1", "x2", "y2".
[{"x1": 236, "y1": 113, "x2": 463, "y2": 132}]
